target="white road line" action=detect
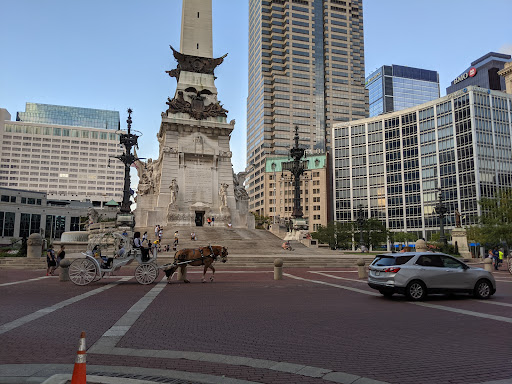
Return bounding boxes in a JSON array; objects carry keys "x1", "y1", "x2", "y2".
[
  {"x1": 285, "y1": 273, "x2": 512, "y2": 324},
  {"x1": 309, "y1": 271, "x2": 366, "y2": 283},
  {"x1": 0, "y1": 276, "x2": 50, "y2": 287},
  {"x1": 494, "y1": 278, "x2": 512, "y2": 283},
  {"x1": 0, "y1": 277, "x2": 132, "y2": 335}
]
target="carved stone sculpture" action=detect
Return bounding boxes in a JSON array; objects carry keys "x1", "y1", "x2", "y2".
[
  {"x1": 455, "y1": 209, "x2": 461, "y2": 228},
  {"x1": 219, "y1": 183, "x2": 228, "y2": 207},
  {"x1": 169, "y1": 45, "x2": 227, "y2": 75},
  {"x1": 88, "y1": 207, "x2": 100, "y2": 225},
  {"x1": 233, "y1": 171, "x2": 249, "y2": 201},
  {"x1": 169, "y1": 179, "x2": 179, "y2": 206},
  {"x1": 165, "y1": 90, "x2": 228, "y2": 120}
]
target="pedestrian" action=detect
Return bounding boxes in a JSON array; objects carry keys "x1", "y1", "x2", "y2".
[
  {"x1": 498, "y1": 248, "x2": 504, "y2": 269},
  {"x1": 55, "y1": 245, "x2": 66, "y2": 272},
  {"x1": 46, "y1": 245, "x2": 56, "y2": 276},
  {"x1": 211, "y1": 216, "x2": 215, "y2": 226},
  {"x1": 158, "y1": 228, "x2": 163, "y2": 241},
  {"x1": 190, "y1": 232, "x2": 196, "y2": 240},
  {"x1": 493, "y1": 247, "x2": 500, "y2": 270},
  {"x1": 173, "y1": 231, "x2": 179, "y2": 250},
  {"x1": 142, "y1": 231, "x2": 148, "y2": 243},
  {"x1": 207, "y1": 217, "x2": 211, "y2": 226},
  {"x1": 154, "y1": 225, "x2": 159, "y2": 239}
]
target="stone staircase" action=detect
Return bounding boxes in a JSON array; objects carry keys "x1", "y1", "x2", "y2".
[{"x1": 0, "y1": 257, "x2": 47, "y2": 269}]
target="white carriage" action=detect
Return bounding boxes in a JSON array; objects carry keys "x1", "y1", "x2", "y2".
[{"x1": 68, "y1": 232, "x2": 160, "y2": 286}]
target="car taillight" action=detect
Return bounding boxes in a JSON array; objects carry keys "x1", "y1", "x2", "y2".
[{"x1": 383, "y1": 267, "x2": 401, "y2": 273}]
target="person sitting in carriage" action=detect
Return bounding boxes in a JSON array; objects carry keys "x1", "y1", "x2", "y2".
[
  {"x1": 133, "y1": 231, "x2": 150, "y2": 262},
  {"x1": 93, "y1": 245, "x2": 113, "y2": 268}
]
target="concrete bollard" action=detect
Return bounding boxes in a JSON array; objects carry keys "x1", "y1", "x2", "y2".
[
  {"x1": 177, "y1": 266, "x2": 187, "y2": 281},
  {"x1": 274, "y1": 258, "x2": 283, "y2": 280},
  {"x1": 59, "y1": 259, "x2": 71, "y2": 282},
  {"x1": 27, "y1": 233, "x2": 43, "y2": 259},
  {"x1": 357, "y1": 258, "x2": 367, "y2": 279},
  {"x1": 483, "y1": 257, "x2": 493, "y2": 272}
]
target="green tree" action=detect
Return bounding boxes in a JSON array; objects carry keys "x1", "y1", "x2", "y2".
[
  {"x1": 312, "y1": 221, "x2": 353, "y2": 250},
  {"x1": 362, "y1": 218, "x2": 388, "y2": 250},
  {"x1": 467, "y1": 188, "x2": 512, "y2": 250}
]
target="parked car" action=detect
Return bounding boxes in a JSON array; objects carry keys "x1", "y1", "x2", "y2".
[{"x1": 368, "y1": 252, "x2": 496, "y2": 300}]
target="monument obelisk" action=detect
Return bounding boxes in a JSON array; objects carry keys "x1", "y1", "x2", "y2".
[{"x1": 134, "y1": 0, "x2": 251, "y2": 229}]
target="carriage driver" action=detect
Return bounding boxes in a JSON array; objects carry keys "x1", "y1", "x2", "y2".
[{"x1": 133, "y1": 231, "x2": 150, "y2": 262}]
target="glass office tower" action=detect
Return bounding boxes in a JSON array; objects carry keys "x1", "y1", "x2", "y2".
[
  {"x1": 16, "y1": 102, "x2": 120, "y2": 129},
  {"x1": 247, "y1": 0, "x2": 368, "y2": 217},
  {"x1": 366, "y1": 65, "x2": 439, "y2": 117},
  {"x1": 332, "y1": 86, "x2": 512, "y2": 241}
]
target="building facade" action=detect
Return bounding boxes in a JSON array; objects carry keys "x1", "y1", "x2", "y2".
[
  {"x1": 446, "y1": 52, "x2": 511, "y2": 95},
  {"x1": 332, "y1": 86, "x2": 512, "y2": 240},
  {"x1": 247, "y1": 0, "x2": 368, "y2": 216},
  {"x1": 366, "y1": 65, "x2": 440, "y2": 117},
  {"x1": 0, "y1": 187, "x2": 94, "y2": 242},
  {"x1": 0, "y1": 103, "x2": 125, "y2": 205},
  {"x1": 264, "y1": 154, "x2": 328, "y2": 230}
]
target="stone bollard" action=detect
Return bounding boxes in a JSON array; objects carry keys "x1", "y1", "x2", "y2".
[
  {"x1": 59, "y1": 259, "x2": 71, "y2": 282},
  {"x1": 483, "y1": 257, "x2": 493, "y2": 273},
  {"x1": 357, "y1": 258, "x2": 367, "y2": 279},
  {"x1": 177, "y1": 266, "x2": 187, "y2": 281},
  {"x1": 274, "y1": 258, "x2": 283, "y2": 280},
  {"x1": 27, "y1": 233, "x2": 43, "y2": 259}
]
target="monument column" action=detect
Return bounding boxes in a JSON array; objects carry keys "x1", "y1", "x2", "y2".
[{"x1": 180, "y1": 0, "x2": 213, "y2": 58}]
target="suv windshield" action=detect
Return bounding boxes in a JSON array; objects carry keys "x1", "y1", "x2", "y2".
[{"x1": 372, "y1": 255, "x2": 413, "y2": 266}]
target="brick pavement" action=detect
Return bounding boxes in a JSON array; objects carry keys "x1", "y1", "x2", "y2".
[{"x1": 0, "y1": 267, "x2": 511, "y2": 384}]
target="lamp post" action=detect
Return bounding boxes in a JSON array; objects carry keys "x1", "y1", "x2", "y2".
[
  {"x1": 271, "y1": 162, "x2": 276, "y2": 224},
  {"x1": 116, "y1": 108, "x2": 139, "y2": 214},
  {"x1": 282, "y1": 126, "x2": 305, "y2": 219},
  {"x1": 434, "y1": 187, "x2": 448, "y2": 245},
  {"x1": 357, "y1": 204, "x2": 365, "y2": 250}
]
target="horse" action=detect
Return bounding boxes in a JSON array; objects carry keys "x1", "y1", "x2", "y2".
[{"x1": 163, "y1": 245, "x2": 228, "y2": 284}]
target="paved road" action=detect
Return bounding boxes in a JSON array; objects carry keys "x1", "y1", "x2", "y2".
[{"x1": 0, "y1": 265, "x2": 511, "y2": 384}]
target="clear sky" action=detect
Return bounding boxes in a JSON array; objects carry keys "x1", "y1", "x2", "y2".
[{"x1": 1, "y1": 0, "x2": 511, "y2": 177}]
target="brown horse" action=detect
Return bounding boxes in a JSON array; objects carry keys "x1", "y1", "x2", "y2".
[{"x1": 163, "y1": 245, "x2": 228, "y2": 284}]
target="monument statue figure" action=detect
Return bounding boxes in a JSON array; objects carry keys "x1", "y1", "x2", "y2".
[
  {"x1": 219, "y1": 183, "x2": 228, "y2": 207},
  {"x1": 169, "y1": 179, "x2": 179, "y2": 205},
  {"x1": 455, "y1": 209, "x2": 461, "y2": 228}
]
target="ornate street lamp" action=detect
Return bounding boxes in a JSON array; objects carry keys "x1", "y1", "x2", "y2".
[
  {"x1": 116, "y1": 108, "x2": 139, "y2": 214},
  {"x1": 434, "y1": 187, "x2": 448, "y2": 245},
  {"x1": 281, "y1": 126, "x2": 307, "y2": 219}
]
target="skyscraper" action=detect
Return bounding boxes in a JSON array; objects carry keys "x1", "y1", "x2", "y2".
[
  {"x1": 247, "y1": 0, "x2": 367, "y2": 218},
  {"x1": 366, "y1": 65, "x2": 440, "y2": 117}
]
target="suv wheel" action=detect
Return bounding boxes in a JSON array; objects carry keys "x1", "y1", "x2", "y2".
[
  {"x1": 406, "y1": 280, "x2": 426, "y2": 301},
  {"x1": 474, "y1": 279, "x2": 492, "y2": 299}
]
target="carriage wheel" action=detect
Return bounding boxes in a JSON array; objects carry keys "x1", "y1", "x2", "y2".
[
  {"x1": 135, "y1": 263, "x2": 159, "y2": 285},
  {"x1": 69, "y1": 258, "x2": 98, "y2": 286}
]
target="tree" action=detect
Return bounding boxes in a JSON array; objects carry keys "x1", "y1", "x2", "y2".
[
  {"x1": 312, "y1": 221, "x2": 353, "y2": 249},
  {"x1": 467, "y1": 188, "x2": 512, "y2": 251},
  {"x1": 362, "y1": 218, "x2": 388, "y2": 250}
]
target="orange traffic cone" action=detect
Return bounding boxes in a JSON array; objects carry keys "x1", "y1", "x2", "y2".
[{"x1": 71, "y1": 331, "x2": 86, "y2": 384}]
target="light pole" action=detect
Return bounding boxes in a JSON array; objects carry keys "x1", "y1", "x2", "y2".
[
  {"x1": 271, "y1": 162, "x2": 276, "y2": 224},
  {"x1": 357, "y1": 204, "x2": 365, "y2": 250},
  {"x1": 282, "y1": 126, "x2": 306, "y2": 219},
  {"x1": 435, "y1": 187, "x2": 448, "y2": 245}
]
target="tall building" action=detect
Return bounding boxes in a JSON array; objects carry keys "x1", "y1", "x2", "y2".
[
  {"x1": 247, "y1": 0, "x2": 367, "y2": 218},
  {"x1": 0, "y1": 103, "x2": 124, "y2": 205},
  {"x1": 332, "y1": 86, "x2": 512, "y2": 240},
  {"x1": 446, "y1": 52, "x2": 511, "y2": 95},
  {"x1": 366, "y1": 65, "x2": 440, "y2": 117}
]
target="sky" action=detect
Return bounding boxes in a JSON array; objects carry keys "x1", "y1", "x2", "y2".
[{"x1": 1, "y1": 0, "x2": 511, "y2": 178}]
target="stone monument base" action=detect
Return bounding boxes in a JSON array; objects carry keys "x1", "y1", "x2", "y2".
[{"x1": 451, "y1": 228, "x2": 472, "y2": 259}]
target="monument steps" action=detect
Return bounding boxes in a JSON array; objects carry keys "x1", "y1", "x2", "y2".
[{"x1": 0, "y1": 257, "x2": 47, "y2": 269}]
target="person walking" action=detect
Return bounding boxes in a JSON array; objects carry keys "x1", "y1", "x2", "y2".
[
  {"x1": 493, "y1": 247, "x2": 500, "y2": 270},
  {"x1": 211, "y1": 216, "x2": 215, "y2": 226},
  {"x1": 46, "y1": 245, "x2": 56, "y2": 276},
  {"x1": 154, "y1": 225, "x2": 159, "y2": 239},
  {"x1": 142, "y1": 231, "x2": 148, "y2": 243},
  {"x1": 54, "y1": 245, "x2": 66, "y2": 273},
  {"x1": 498, "y1": 249, "x2": 504, "y2": 270},
  {"x1": 173, "y1": 231, "x2": 179, "y2": 250},
  {"x1": 158, "y1": 228, "x2": 163, "y2": 242},
  {"x1": 207, "y1": 217, "x2": 211, "y2": 226}
]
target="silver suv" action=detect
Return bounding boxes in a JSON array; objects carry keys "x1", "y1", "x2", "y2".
[{"x1": 368, "y1": 252, "x2": 496, "y2": 300}]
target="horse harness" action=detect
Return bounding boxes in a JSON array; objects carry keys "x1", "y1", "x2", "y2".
[{"x1": 175, "y1": 245, "x2": 218, "y2": 266}]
